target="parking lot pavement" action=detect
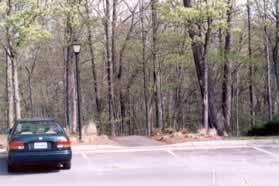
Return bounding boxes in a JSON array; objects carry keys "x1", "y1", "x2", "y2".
[
  {"x1": 112, "y1": 136, "x2": 164, "y2": 146},
  {"x1": 0, "y1": 146, "x2": 279, "y2": 186}
]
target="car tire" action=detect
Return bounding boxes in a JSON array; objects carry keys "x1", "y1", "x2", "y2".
[
  {"x1": 7, "y1": 163, "x2": 16, "y2": 173},
  {"x1": 62, "y1": 161, "x2": 71, "y2": 170}
]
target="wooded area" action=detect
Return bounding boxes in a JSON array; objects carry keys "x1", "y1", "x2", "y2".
[{"x1": 0, "y1": 0, "x2": 278, "y2": 136}]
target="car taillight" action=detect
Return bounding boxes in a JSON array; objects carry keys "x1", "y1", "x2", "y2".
[
  {"x1": 57, "y1": 139, "x2": 71, "y2": 149},
  {"x1": 9, "y1": 141, "x2": 25, "y2": 150}
]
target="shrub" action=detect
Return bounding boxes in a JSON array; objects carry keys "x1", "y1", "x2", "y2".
[{"x1": 247, "y1": 116, "x2": 279, "y2": 136}]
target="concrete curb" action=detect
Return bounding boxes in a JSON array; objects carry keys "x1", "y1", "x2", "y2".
[
  {"x1": 72, "y1": 145, "x2": 125, "y2": 151},
  {"x1": 168, "y1": 139, "x2": 279, "y2": 147},
  {"x1": 72, "y1": 139, "x2": 279, "y2": 152},
  {"x1": 1, "y1": 139, "x2": 278, "y2": 153},
  {"x1": 74, "y1": 145, "x2": 279, "y2": 154}
]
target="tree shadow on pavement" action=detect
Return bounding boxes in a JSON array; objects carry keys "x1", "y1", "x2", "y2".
[{"x1": 0, "y1": 153, "x2": 60, "y2": 176}]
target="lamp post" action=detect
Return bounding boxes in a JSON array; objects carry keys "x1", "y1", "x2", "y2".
[{"x1": 72, "y1": 40, "x2": 82, "y2": 141}]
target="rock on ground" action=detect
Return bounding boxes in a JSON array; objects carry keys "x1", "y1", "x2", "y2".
[
  {"x1": 82, "y1": 121, "x2": 98, "y2": 136},
  {"x1": 153, "y1": 128, "x2": 223, "y2": 144}
]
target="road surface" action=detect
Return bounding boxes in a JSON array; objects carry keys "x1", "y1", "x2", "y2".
[{"x1": 0, "y1": 145, "x2": 279, "y2": 186}]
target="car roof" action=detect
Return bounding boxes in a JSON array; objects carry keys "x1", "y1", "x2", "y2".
[{"x1": 16, "y1": 118, "x2": 56, "y2": 123}]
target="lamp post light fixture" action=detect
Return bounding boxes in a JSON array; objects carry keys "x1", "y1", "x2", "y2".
[
  {"x1": 72, "y1": 40, "x2": 82, "y2": 141},
  {"x1": 72, "y1": 40, "x2": 81, "y2": 54}
]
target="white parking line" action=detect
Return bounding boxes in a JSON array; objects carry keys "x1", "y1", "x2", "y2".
[
  {"x1": 166, "y1": 149, "x2": 196, "y2": 172},
  {"x1": 212, "y1": 169, "x2": 217, "y2": 186},
  {"x1": 242, "y1": 177, "x2": 251, "y2": 186},
  {"x1": 80, "y1": 152, "x2": 89, "y2": 160},
  {"x1": 253, "y1": 147, "x2": 279, "y2": 159},
  {"x1": 166, "y1": 150, "x2": 180, "y2": 159}
]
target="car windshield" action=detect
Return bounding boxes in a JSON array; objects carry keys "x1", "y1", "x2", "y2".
[{"x1": 14, "y1": 121, "x2": 64, "y2": 135}]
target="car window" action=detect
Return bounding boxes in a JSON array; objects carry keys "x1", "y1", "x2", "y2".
[{"x1": 14, "y1": 122, "x2": 64, "y2": 135}]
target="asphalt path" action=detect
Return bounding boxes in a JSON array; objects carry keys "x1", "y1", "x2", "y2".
[
  {"x1": 0, "y1": 145, "x2": 279, "y2": 186},
  {"x1": 112, "y1": 136, "x2": 164, "y2": 146}
]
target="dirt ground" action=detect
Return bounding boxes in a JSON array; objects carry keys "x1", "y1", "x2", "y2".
[
  {"x1": 153, "y1": 135, "x2": 223, "y2": 144},
  {"x1": 112, "y1": 136, "x2": 164, "y2": 146},
  {"x1": 0, "y1": 128, "x2": 224, "y2": 148},
  {"x1": 70, "y1": 135, "x2": 119, "y2": 146},
  {"x1": 152, "y1": 128, "x2": 224, "y2": 144}
]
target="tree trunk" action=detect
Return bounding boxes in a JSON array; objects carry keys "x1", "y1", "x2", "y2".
[
  {"x1": 183, "y1": 0, "x2": 226, "y2": 135},
  {"x1": 84, "y1": 0, "x2": 101, "y2": 132},
  {"x1": 151, "y1": 0, "x2": 163, "y2": 129},
  {"x1": 222, "y1": 0, "x2": 233, "y2": 133},
  {"x1": 5, "y1": 54, "x2": 9, "y2": 128},
  {"x1": 25, "y1": 67, "x2": 34, "y2": 116},
  {"x1": 6, "y1": 53, "x2": 15, "y2": 128},
  {"x1": 264, "y1": 0, "x2": 273, "y2": 121},
  {"x1": 116, "y1": 3, "x2": 138, "y2": 136},
  {"x1": 64, "y1": 0, "x2": 73, "y2": 130},
  {"x1": 141, "y1": 0, "x2": 150, "y2": 135},
  {"x1": 201, "y1": 0, "x2": 213, "y2": 132},
  {"x1": 247, "y1": 0, "x2": 256, "y2": 127},
  {"x1": 127, "y1": 85, "x2": 133, "y2": 135},
  {"x1": 5, "y1": 50, "x2": 21, "y2": 124},
  {"x1": 273, "y1": 0, "x2": 279, "y2": 94},
  {"x1": 105, "y1": 0, "x2": 115, "y2": 136},
  {"x1": 236, "y1": 70, "x2": 240, "y2": 136},
  {"x1": 273, "y1": 0, "x2": 279, "y2": 116},
  {"x1": 14, "y1": 62, "x2": 21, "y2": 120},
  {"x1": 69, "y1": 60, "x2": 78, "y2": 132},
  {"x1": 202, "y1": 16, "x2": 211, "y2": 132},
  {"x1": 6, "y1": 0, "x2": 16, "y2": 127},
  {"x1": 112, "y1": 0, "x2": 117, "y2": 75},
  {"x1": 65, "y1": 0, "x2": 79, "y2": 133},
  {"x1": 64, "y1": 36, "x2": 70, "y2": 129},
  {"x1": 192, "y1": 41, "x2": 225, "y2": 135}
]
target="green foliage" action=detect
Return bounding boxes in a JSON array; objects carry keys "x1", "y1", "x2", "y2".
[
  {"x1": 247, "y1": 116, "x2": 279, "y2": 136},
  {"x1": 159, "y1": 31, "x2": 189, "y2": 45},
  {"x1": 159, "y1": 0, "x2": 229, "y2": 47},
  {"x1": 0, "y1": 0, "x2": 53, "y2": 52},
  {"x1": 163, "y1": 52, "x2": 193, "y2": 66},
  {"x1": 232, "y1": 27, "x2": 242, "y2": 34},
  {"x1": 160, "y1": 0, "x2": 227, "y2": 26}
]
